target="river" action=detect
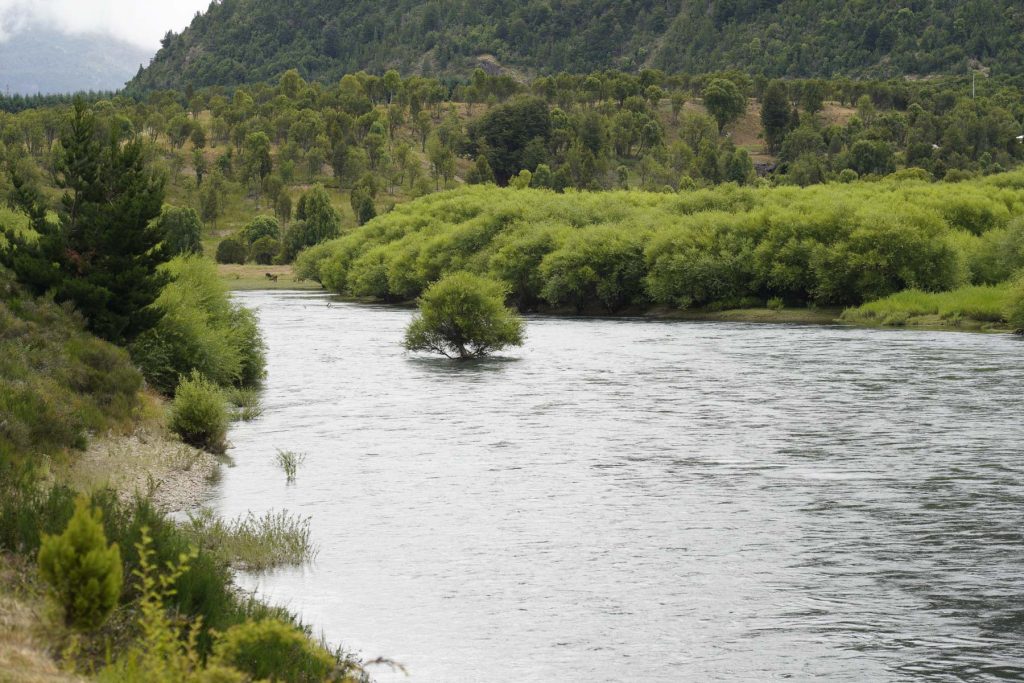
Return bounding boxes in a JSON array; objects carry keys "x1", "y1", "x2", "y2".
[{"x1": 214, "y1": 290, "x2": 1024, "y2": 682}]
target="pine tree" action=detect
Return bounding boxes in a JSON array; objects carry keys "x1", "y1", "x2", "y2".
[{"x1": 1, "y1": 99, "x2": 167, "y2": 344}]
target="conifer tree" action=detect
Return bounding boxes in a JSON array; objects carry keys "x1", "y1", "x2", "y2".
[
  {"x1": 1, "y1": 99, "x2": 167, "y2": 344},
  {"x1": 38, "y1": 498, "x2": 123, "y2": 630}
]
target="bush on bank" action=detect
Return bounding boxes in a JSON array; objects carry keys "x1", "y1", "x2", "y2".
[{"x1": 297, "y1": 172, "x2": 1024, "y2": 316}]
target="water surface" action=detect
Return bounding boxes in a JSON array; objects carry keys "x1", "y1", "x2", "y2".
[{"x1": 216, "y1": 291, "x2": 1024, "y2": 682}]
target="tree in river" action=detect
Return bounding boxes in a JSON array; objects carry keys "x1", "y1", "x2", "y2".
[
  {"x1": 404, "y1": 272, "x2": 525, "y2": 359},
  {"x1": 1, "y1": 99, "x2": 167, "y2": 344}
]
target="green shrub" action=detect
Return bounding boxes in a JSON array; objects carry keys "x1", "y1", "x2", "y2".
[
  {"x1": 540, "y1": 227, "x2": 648, "y2": 312},
  {"x1": 156, "y1": 205, "x2": 204, "y2": 256},
  {"x1": 405, "y1": 272, "x2": 525, "y2": 359},
  {"x1": 169, "y1": 371, "x2": 228, "y2": 453},
  {"x1": 37, "y1": 497, "x2": 123, "y2": 630},
  {"x1": 842, "y1": 285, "x2": 1012, "y2": 326},
  {"x1": 248, "y1": 236, "x2": 281, "y2": 265},
  {"x1": 212, "y1": 619, "x2": 335, "y2": 683},
  {"x1": 216, "y1": 238, "x2": 248, "y2": 264},
  {"x1": 1006, "y1": 277, "x2": 1024, "y2": 332},
  {"x1": 130, "y1": 257, "x2": 265, "y2": 394},
  {"x1": 240, "y1": 215, "x2": 281, "y2": 245}
]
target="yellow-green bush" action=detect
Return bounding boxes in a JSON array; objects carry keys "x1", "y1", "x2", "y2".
[
  {"x1": 211, "y1": 619, "x2": 336, "y2": 683},
  {"x1": 1006, "y1": 277, "x2": 1024, "y2": 332},
  {"x1": 130, "y1": 256, "x2": 265, "y2": 394},
  {"x1": 301, "y1": 173, "x2": 1024, "y2": 314},
  {"x1": 169, "y1": 371, "x2": 229, "y2": 454},
  {"x1": 37, "y1": 497, "x2": 122, "y2": 630}
]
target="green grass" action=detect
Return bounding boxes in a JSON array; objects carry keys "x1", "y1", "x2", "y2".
[
  {"x1": 184, "y1": 508, "x2": 316, "y2": 572},
  {"x1": 841, "y1": 284, "x2": 1012, "y2": 328}
]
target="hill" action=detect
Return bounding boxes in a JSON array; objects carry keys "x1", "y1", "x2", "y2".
[
  {"x1": 0, "y1": 27, "x2": 152, "y2": 95},
  {"x1": 128, "y1": 0, "x2": 1024, "y2": 92}
]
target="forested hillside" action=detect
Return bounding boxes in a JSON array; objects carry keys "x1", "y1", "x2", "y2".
[{"x1": 128, "y1": 0, "x2": 1024, "y2": 93}]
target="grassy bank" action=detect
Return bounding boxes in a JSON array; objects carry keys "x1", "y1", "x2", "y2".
[
  {"x1": 217, "y1": 263, "x2": 321, "y2": 291},
  {"x1": 841, "y1": 285, "x2": 1014, "y2": 331}
]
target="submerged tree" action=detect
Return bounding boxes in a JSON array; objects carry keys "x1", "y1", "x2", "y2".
[{"x1": 404, "y1": 272, "x2": 525, "y2": 359}]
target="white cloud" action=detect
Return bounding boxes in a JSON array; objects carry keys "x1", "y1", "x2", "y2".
[{"x1": 0, "y1": 0, "x2": 210, "y2": 49}]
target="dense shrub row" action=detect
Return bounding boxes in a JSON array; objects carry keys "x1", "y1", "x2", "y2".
[{"x1": 298, "y1": 172, "x2": 1024, "y2": 314}]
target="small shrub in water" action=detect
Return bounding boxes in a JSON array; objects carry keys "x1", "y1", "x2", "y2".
[
  {"x1": 212, "y1": 619, "x2": 335, "y2": 683},
  {"x1": 37, "y1": 497, "x2": 123, "y2": 630},
  {"x1": 404, "y1": 272, "x2": 525, "y2": 359},
  {"x1": 276, "y1": 450, "x2": 305, "y2": 482},
  {"x1": 170, "y1": 371, "x2": 228, "y2": 453}
]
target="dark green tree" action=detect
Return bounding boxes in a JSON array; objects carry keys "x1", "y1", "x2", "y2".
[
  {"x1": 1, "y1": 100, "x2": 167, "y2": 344},
  {"x1": 470, "y1": 97, "x2": 552, "y2": 185},
  {"x1": 702, "y1": 79, "x2": 747, "y2": 132},
  {"x1": 760, "y1": 80, "x2": 791, "y2": 154},
  {"x1": 156, "y1": 205, "x2": 204, "y2": 256}
]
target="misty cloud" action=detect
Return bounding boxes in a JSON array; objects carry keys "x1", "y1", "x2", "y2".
[{"x1": 0, "y1": 0, "x2": 209, "y2": 49}]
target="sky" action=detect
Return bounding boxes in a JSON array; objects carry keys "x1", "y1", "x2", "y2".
[{"x1": 0, "y1": 0, "x2": 210, "y2": 49}]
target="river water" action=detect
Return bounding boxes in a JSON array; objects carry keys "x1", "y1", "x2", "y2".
[{"x1": 216, "y1": 291, "x2": 1024, "y2": 682}]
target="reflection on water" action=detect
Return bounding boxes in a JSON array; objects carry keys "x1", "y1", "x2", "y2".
[{"x1": 215, "y1": 291, "x2": 1024, "y2": 682}]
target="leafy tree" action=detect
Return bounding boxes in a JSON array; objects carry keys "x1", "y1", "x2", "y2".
[
  {"x1": 216, "y1": 238, "x2": 247, "y2": 264},
  {"x1": 38, "y1": 498, "x2": 122, "y2": 630},
  {"x1": 760, "y1": 80, "x2": 791, "y2": 154},
  {"x1": 241, "y1": 215, "x2": 281, "y2": 245},
  {"x1": 404, "y1": 272, "x2": 525, "y2": 359},
  {"x1": 703, "y1": 78, "x2": 746, "y2": 132},
  {"x1": 157, "y1": 205, "x2": 204, "y2": 256},
  {"x1": 249, "y1": 236, "x2": 281, "y2": 265},
  {"x1": 1, "y1": 100, "x2": 167, "y2": 344},
  {"x1": 295, "y1": 184, "x2": 341, "y2": 243},
  {"x1": 470, "y1": 97, "x2": 552, "y2": 185},
  {"x1": 466, "y1": 154, "x2": 496, "y2": 184}
]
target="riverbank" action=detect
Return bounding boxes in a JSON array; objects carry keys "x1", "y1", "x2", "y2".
[{"x1": 217, "y1": 263, "x2": 320, "y2": 291}]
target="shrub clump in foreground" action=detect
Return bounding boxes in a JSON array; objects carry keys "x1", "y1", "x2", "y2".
[
  {"x1": 211, "y1": 618, "x2": 336, "y2": 683},
  {"x1": 37, "y1": 497, "x2": 122, "y2": 630},
  {"x1": 404, "y1": 272, "x2": 525, "y2": 359},
  {"x1": 169, "y1": 371, "x2": 229, "y2": 453}
]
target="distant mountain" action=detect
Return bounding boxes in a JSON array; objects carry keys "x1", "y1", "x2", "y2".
[
  {"x1": 0, "y1": 28, "x2": 152, "y2": 95},
  {"x1": 128, "y1": 0, "x2": 1024, "y2": 93}
]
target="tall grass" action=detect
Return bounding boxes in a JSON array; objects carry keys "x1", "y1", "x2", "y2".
[
  {"x1": 185, "y1": 508, "x2": 316, "y2": 572},
  {"x1": 841, "y1": 284, "x2": 1011, "y2": 326},
  {"x1": 275, "y1": 450, "x2": 305, "y2": 482}
]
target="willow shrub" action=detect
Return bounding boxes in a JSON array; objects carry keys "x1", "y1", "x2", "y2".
[
  {"x1": 131, "y1": 256, "x2": 265, "y2": 394},
  {"x1": 1007, "y1": 277, "x2": 1024, "y2": 332},
  {"x1": 305, "y1": 175, "x2": 1024, "y2": 312},
  {"x1": 211, "y1": 619, "x2": 335, "y2": 683},
  {"x1": 405, "y1": 272, "x2": 525, "y2": 359},
  {"x1": 169, "y1": 371, "x2": 229, "y2": 453}
]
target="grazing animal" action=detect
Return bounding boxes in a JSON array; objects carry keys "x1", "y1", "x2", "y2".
[{"x1": 265, "y1": 273, "x2": 278, "y2": 282}]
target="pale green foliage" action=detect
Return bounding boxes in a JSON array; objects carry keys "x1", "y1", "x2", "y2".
[
  {"x1": 130, "y1": 256, "x2": 265, "y2": 394},
  {"x1": 300, "y1": 172, "x2": 1024, "y2": 314},
  {"x1": 98, "y1": 527, "x2": 207, "y2": 682},
  {"x1": 404, "y1": 272, "x2": 525, "y2": 359},
  {"x1": 1006, "y1": 276, "x2": 1024, "y2": 332},
  {"x1": 211, "y1": 619, "x2": 335, "y2": 683},
  {"x1": 842, "y1": 284, "x2": 1012, "y2": 327},
  {"x1": 37, "y1": 497, "x2": 122, "y2": 630},
  {"x1": 169, "y1": 371, "x2": 228, "y2": 453}
]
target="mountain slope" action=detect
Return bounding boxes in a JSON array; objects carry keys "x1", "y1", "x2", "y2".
[
  {"x1": 129, "y1": 0, "x2": 1024, "y2": 92},
  {"x1": 0, "y1": 28, "x2": 152, "y2": 95}
]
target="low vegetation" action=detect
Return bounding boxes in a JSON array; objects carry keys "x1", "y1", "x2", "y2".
[
  {"x1": 276, "y1": 450, "x2": 305, "y2": 483},
  {"x1": 168, "y1": 372, "x2": 230, "y2": 454},
  {"x1": 185, "y1": 508, "x2": 316, "y2": 572},
  {"x1": 841, "y1": 285, "x2": 1012, "y2": 328}
]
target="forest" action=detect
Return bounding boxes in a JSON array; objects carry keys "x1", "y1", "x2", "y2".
[
  {"x1": 3, "y1": 67, "x2": 1024, "y2": 278},
  {"x1": 129, "y1": 0, "x2": 1024, "y2": 91}
]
